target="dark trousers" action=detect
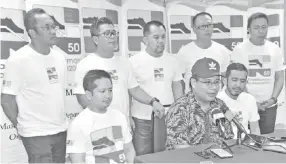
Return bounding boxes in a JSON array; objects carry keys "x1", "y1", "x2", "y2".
[
  {"x1": 153, "y1": 115, "x2": 167, "y2": 153},
  {"x1": 21, "y1": 131, "x2": 67, "y2": 163},
  {"x1": 259, "y1": 104, "x2": 278, "y2": 134},
  {"x1": 132, "y1": 116, "x2": 154, "y2": 156}
]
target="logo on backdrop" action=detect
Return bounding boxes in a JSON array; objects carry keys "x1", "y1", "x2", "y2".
[{"x1": 0, "y1": 8, "x2": 28, "y2": 60}]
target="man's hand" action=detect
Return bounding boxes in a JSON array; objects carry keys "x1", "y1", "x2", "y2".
[
  {"x1": 257, "y1": 102, "x2": 266, "y2": 111},
  {"x1": 152, "y1": 101, "x2": 165, "y2": 119},
  {"x1": 261, "y1": 99, "x2": 276, "y2": 109}
]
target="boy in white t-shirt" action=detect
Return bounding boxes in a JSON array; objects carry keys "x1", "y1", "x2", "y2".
[
  {"x1": 176, "y1": 12, "x2": 231, "y2": 91},
  {"x1": 231, "y1": 12, "x2": 284, "y2": 134},
  {"x1": 217, "y1": 63, "x2": 260, "y2": 138},
  {"x1": 67, "y1": 69, "x2": 135, "y2": 164}
]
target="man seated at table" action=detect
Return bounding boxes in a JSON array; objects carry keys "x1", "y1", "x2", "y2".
[
  {"x1": 67, "y1": 70, "x2": 135, "y2": 163},
  {"x1": 217, "y1": 63, "x2": 260, "y2": 138},
  {"x1": 165, "y1": 58, "x2": 234, "y2": 150}
]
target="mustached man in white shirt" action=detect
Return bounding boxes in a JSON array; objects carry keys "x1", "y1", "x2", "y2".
[
  {"x1": 217, "y1": 63, "x2": 261, "y2": 138},
  {"x1": 176, "y1": 12, "x2": 231, "y2": 92},
  {"x1": 74, "y1": 17, "x2": 165, "y2": 130},
  {"x1": 1, "y1": 8, "x2": 68, "y2": 163},
  {"x1": 231, "y1": 12, "x2": 284, "y2": 134},
  {"x1": 129, "y1": 21, "x2": 184, "y2": 155},
  {"x1": 67, "y1": 70, "x2": 135, "y2": 164}
]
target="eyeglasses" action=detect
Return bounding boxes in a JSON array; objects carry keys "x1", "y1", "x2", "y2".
[
  {"x1": 197, "y1": 79, "x2": 221, "y2": 87},
  {"x1": 197, "y1": 24, "x2": 214, "y2": 30},
  {"x1": 95, "y1": 30, "x2": 119, "y2": 38},
  {"x1": 37, "y1": 24, "x2": 59, "y2": 31}
]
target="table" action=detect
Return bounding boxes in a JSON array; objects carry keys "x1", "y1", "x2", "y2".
[{"x1": 135, "y1": 129, "x2": 286, "y2": 163}]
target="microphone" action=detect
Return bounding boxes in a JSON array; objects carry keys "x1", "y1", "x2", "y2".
[
  {"x1": 211, "y1": 108, "x2": 226, "y2": 137},
  {"x1": 224, "y1": 110, "x2": 248, "y2": 135}
]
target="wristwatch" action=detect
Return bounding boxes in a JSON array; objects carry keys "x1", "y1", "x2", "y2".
[
  {"x1": 271, "y1": 97, "x2": 277, "y2": 104},
  {"x1": 149, "y1": 97, "x2": 160, "y2": 106}
]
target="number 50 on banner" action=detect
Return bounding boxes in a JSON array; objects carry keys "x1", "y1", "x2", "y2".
[{"x1": 56, "y1": 38, "x2": 81, "y2": 55}]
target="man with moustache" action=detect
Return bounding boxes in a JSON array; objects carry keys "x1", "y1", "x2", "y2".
[
  {"x1": 74, "y1": 17, "x2": 165, "y2": 131},
  {"x1": 217, "y1": 63, "x2": 261, "y2": 138},
  {"x1": 165, "y1": 58, "x2": 233, "y2": 150},
  {"x1": 1, "y1": 8, "x2": 68, "y2": 163},
  {"x1": 231, "y1": 12, "x2": 284, "y2": 134},
  {"x1": 176, "y1": 12, "x2": 231, "y2": 91},
  {"x1": 67, "y1": 70, "x2": 135, "y2": 164},
  {"x1": 129, "y1": 20, "x2": 184, "y2": 155}
]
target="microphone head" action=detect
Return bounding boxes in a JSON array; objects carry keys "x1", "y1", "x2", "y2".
[{"x1": 211, "y1": 108, "x2": 225, "y2": 121}]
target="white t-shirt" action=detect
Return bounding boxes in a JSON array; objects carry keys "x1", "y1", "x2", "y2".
[
  {"x1": 176, "y1": 41, "x2": 231, "y2": 91},
  {"x1": 217, "y1": 89, "x2": 260, "y2": 137},
  {"x1": 231, "y1": 39, "x2": 284, "y2": 102},
  {"x1": 129, "y1": 51, "x2": 183, "y2": 120},
  {"x1": 1, "y1": 45, "x2": 68, "y2": 137},
  {"x1": 66, "y1": 108, "x2": 132, "y2": 164},
  {"x1": 74, "y1": 54, "x2": 138, "y2": 119}
]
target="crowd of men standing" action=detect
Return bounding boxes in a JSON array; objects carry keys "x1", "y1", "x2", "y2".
[{"x1": 1, "y1": 7, "x2": 284, "y2": 164}]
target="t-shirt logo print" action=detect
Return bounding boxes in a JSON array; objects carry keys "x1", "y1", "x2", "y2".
[
  {"x1": 46, "y1": 67, "x2": 59, "y2": 84},
  {"x1": 248, "y1": 55, "x2": 271, "y2": 77},
  {"x1": 154, "y1": 68, "x2": 164, "y2": 81},
  {"x1": 209, "y1": 62, "x2": 217, "y2": 70},
  {"x1": 90, "y1": 126, "x2": 126, "y2": 163},
  {"x1": 108, "y1": 70, "x2": 119, "y2": 83}
]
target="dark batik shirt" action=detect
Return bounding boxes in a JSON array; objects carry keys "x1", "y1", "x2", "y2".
[{"x1": 165, "y1": 91, "x2": 234, "y2": 150}]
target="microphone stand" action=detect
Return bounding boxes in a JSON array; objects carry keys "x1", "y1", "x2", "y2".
[{"x1": 228, "y1": 130, "x2": 259, "y2": 151}]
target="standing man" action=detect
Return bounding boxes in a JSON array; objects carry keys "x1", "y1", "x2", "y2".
[
  {"x1": 67, "y1": 70, "x2": 135, "y2": 164},
  {"x1": 217, "y1": 63, "x2": 261, "y2": 138},
  {"x1": 165, "y1": 58, "x2": 233, "y2": 150},
  {"x1": 231, "y1": 12, "x2": 284, "y2": 134},
  {"x1": 176, "y1": 12, "x2": 231, "y2": 91},
  {"x1": 1, "y1": 8, "x2": 68, "y2": 163},
  {"x1": 129, "y1": 20, "x2": 184, "y2": 155},
  {"x1": 74, "y1": 17, "x2": 165, "y2": 129}
]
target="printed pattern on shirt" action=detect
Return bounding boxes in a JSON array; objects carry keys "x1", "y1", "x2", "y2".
[
  {"x1": 248, "y1": 55, "x2": 272, "y2": 85},
  {"x1": 90, "y1": 126, "x2": 126, "y2": 164}
]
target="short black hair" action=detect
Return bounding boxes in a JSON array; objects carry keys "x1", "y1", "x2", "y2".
[
  {"x1": 90, "y1": 17, "x2": 114, "y2": 37},
  {"x1": 143, "y1": 20, "x2": 166, "y2": 36},
  {"x1": 192, "y1": 12, "x2": 212, "y2": 26},
  {"x1": 83, "y1": 69, "x2": 112, "y2": 93},
  {"x1": 247, "y1": 12, "x2": 268, "y2": 28},
  {"x1": 226, "y1": 63, "x2": 248, "y2": 78},
  {"x1": 24, "y1": 8, "x2": 47, "y2": 37}
]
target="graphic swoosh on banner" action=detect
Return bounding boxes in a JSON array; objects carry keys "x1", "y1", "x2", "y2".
[
  {"x1": 177, "y1": 2, "x2": 206, "y2": 11},
  {"x1": 211, "y1": 2, "x2": 248, "y2": 11},
  {"x1": 166, "y1": 0, "x2": 248, "y2": 11},
  {"x1": 105, "y1": 0, "x2": 122, "y2": 6},
  {"x1": 257, "y1": 0, "x2": 284, "y2": 9},
  {"x1": 148, "y1": 0, "x2": 166, "y2": 7}
]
